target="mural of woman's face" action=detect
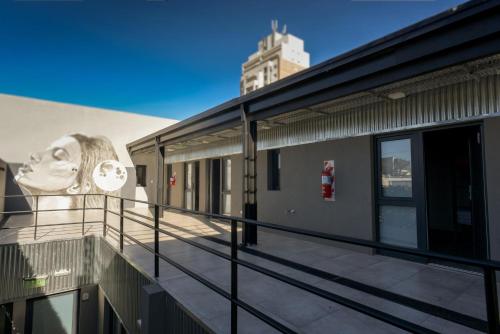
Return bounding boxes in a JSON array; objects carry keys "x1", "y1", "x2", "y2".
[{"x1": 16, "y1": 136, "x2": 82, "y2": 192}]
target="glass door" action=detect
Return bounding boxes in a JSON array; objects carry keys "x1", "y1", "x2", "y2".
[{"x1": 376, "y1": 135, "x2": 420, "y2": 249}]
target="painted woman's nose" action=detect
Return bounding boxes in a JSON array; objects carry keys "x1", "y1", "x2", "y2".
[{"x1": 30, "y1": 152, "x2": 41, "y2": 163}]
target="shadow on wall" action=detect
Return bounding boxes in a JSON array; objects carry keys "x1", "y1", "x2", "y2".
[{"x1": 5, "y1": 164, "x2": 31, "y2": 212}]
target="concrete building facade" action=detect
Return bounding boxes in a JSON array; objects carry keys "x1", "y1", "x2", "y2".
[{"x1": 240, "y1": 20, "x2": 310, "y2": 95}]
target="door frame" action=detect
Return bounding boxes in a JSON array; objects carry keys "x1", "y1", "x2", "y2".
[
  {"x1": 374, "y1": 121, "x2": 488, "y2": 260},
  {"x1": 208, "y1": 157, "x2": 232, "y2": 215},
  {"x1": 209, "y1": 158, "x2": 221, "y2": 214}
]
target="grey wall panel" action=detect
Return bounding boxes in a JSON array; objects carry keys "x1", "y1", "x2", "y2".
[
  {"x1": 97, "y1": 238, "x2": 153, "y2": 334},
  {"x1": 199, "y1": 159, "x2": 208, "y2": 212},
  {"x1": 230, "y1": 155, "x2": 243, "y2": 217},
  {"x1": 257, "y1": 136, "x2": 374, "y2": 249},
  {"x1": 484, "y1": 117, "x2": 500, "y2": 261},
  {"x1": 171, "y1": 162, "x2": 185, "y2": 208},
  {"x1": 78, "y1": 285, "x2": 99, "y2": 334},
  {"x1": 165, "y1": 293, "x2": 213, "y2": 334}
]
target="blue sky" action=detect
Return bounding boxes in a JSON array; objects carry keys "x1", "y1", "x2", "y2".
[{"x1": 0, "y1": 0, "x2": 464, "y2": 120}]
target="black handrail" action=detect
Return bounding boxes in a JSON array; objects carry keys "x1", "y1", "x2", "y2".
[
  {"x1": 1, "y1": 193, "x2": 499, "y2": 333},
  {"x1": 106, "y1": 195, "x2": 500, "y2": 334}
]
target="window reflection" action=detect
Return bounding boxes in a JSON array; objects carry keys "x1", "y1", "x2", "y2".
[
  {"x1": 379, "y1": 205, "x2": 417, "y2": 248},
  {"x1": 381, "y1": 139, "x2": 412, "y2": 197}
]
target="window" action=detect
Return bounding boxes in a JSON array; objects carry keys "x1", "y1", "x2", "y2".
[
  {"x1": 267, "y1": 149, "x2": 280, "y2": 191},
  {"x1": 136, "y1": 165, "x2": 147, "y2": 187},
  {"x1": 377, "y1": 136, "x2": 417, "y2": 249},
  {"x1": 27, "y1": 291, "x2": 78, "y2": 334},
  {"x1": 222, "y1": 158, "x2": 232, "y2": 215},
  {"x1": 380, "y1": 139, "x2": 412, "y2": 197}
]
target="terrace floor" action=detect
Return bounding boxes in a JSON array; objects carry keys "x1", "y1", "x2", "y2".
[{"x1": 0, "y1": 206, "x2": 496, "y2": 334}]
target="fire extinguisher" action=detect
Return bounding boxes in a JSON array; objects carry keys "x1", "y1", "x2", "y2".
[{"x1": 321, "y1": 169, "x2": 332, "y2": 199}]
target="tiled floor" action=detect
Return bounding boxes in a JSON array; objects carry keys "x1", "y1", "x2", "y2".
[{"x1": 0, "y1": 207, "x2": 496, "y2": 334}]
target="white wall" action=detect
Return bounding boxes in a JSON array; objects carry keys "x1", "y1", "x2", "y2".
[
  {"x1": 0, "y1": 159, "x2": 6, "y2": 221},
  {"x1": 0, "y1": 93, "x2": 177, "y2": 167}
]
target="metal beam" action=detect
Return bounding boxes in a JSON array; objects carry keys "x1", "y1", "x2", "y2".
[
  {"x1": 241, "y1": 105, "x2": 258, "y2": 245},
  {"x1": 155, "y1": 138, "x2": 165, "y2": 218}
]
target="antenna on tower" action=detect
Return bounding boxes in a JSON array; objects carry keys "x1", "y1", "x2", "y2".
[
  {"x1": 282, "y1": 24, "x2": 287, "y2": 34},
  {"x1": 271, "y1": 20, "x2": 278, "y2": 33}
]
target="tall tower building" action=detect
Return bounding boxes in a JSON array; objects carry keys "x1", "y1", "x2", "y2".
[{"x1": 240, "y1": 20, "x2": 310, "y2": 95}]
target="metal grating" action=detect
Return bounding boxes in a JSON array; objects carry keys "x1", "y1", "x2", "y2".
[
  {"x1": 259, "y1": 75, "x2": 500, "y2": 149},
  {"x1": 0, "y1": 237, "x2": 98, "y2": 304}
]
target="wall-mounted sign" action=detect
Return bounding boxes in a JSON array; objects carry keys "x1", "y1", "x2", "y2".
[
  {"x1": 321, "y1": 160, "x2": 335, "y2": 202},
  {"x1": 23, "y1": 275, "x2": 48, "y2": 289}
]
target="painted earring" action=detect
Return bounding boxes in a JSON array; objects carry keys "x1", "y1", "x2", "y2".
[{"x1": 66, "y1": 183, "x2": 80, "y2": 194}]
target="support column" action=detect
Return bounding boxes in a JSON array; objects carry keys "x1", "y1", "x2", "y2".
[
  {"x1": 241, "y1": 105, "x2": 258, "y2": 245},
  {"x1": 155, "y1": 137, "x2": 165, "y2": 218},
  {"x1": 140, "y1": 284, "x2": 167, "y2": 334}
]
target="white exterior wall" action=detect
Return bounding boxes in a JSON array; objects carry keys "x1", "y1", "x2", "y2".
[
  {"x1": 281, "y1": 35, "x2": 310, "y2": 67},
  {"x1": 0, "y1": 93, "x2": 177, "y2": 167}
]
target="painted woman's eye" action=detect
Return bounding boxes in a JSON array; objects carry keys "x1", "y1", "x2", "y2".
[{"x1": 52, "y1": 148, "x2": 69, "y2": 161}]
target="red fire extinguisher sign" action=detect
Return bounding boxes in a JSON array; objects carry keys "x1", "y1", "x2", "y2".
[{"x1": 321, "y1": 160, "x2": 335, "y2": 201}]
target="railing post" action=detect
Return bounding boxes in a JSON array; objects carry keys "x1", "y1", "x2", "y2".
[
  {"x1": 230, "y1": 219, "x2": 238, "y2": 334},
  {"x1": 82, "y1": 194, "x2": 86, "y2": 236},
  {"x1": 154, "y1": 204, "x2": 160, "y2": 278},
  {"x1": 34, "y1": 195, "x2": 39, "y2": 240},
  {"x1": 103, "y1": 195, "x2": 107, "y2": 237},
  {"x1": 120, "y1": 198, "x2": 124, "y2": 253},
  {"x1": 484, "y1": 267, "x2": 500, "y2": 334}
]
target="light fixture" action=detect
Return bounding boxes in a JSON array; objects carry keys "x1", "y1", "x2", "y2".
[{"x1": 388, "y1": 91, "x2": 406, "y2": 100}]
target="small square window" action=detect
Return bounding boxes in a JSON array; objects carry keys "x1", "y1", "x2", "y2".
[
  {"x1": 136, "y1": 165, "x2": 147, "y2": 187},
  {"x1": 267, "y1": 149, "x2": 280, "y2": 191}
]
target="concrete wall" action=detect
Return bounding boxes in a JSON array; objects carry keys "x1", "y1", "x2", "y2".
[
  {"x1": 0, "y1": 93, "x2": 176, "y2": 167},
  {"x1": 256, "y1": 136, "x2": 374, "y2": 241},
  {"x1": 158, "y1": 135, "x2": 373, "y2": 244},
  {"x1": 199, "y1": 160, "x2": 208, "y2": 212},
  {"x1": 231, "y1": 155, "x2": 243, "y2": 217},
  {"x1": 130, "y1": 151, "x2": 156, "y2": 207},
  {"x1": 0, "y1": 93, "x2": 177, "y2": 210},
  {"x1": 484, "y1": 117, "x2": 500, "y2": 261},
  {"x1": 170, "y1": 162, "x2": 185, "y2": 208}
]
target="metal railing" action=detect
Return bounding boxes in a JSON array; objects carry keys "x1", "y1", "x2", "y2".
[
  {"x1": 0, "y1": 194, "x2": 102, "y2": 240},
  {"x1": 1, "y1": 193, "x2": 500, "y2": 334}
]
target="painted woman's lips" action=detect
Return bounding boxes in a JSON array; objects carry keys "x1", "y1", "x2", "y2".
[
  {"x1": 18, "y1": 164, "x2": 34, "y2": 174},
  {"x1": 15, "y1": 164, "x2": 34, "y2": 180}
]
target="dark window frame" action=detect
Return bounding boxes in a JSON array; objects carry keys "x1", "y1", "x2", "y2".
[
  {"x1": 25, "y1": 290, "x2": 80, "y2": 334},
  {"x1": 267, "y1": 149, "x2": 281, "y2": 191},
  {"x1": 135, "y1": 165, "x2": 147, "y2": 187}
]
